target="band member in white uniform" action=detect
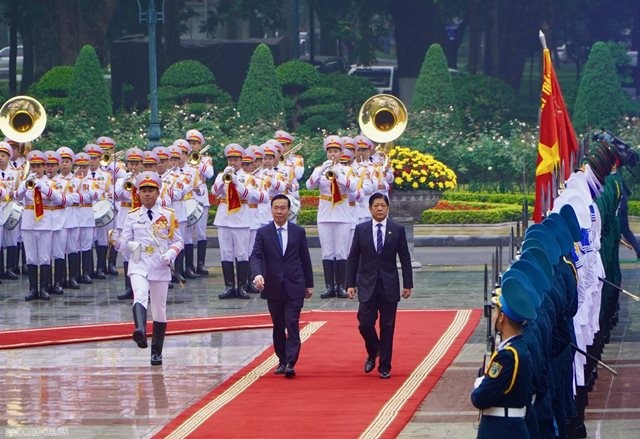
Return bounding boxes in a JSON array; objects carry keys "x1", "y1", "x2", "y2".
[
  {"x1": 212, "y1": 144, "x2": 257, "y2": 299},
  {"x1": 56, "y1": 146, "x2": 81, "y2": 289},
  {"x1": 275, "y1": 130, "x2": 304, "y2": 223},
  {"x1": 73, "y1": 152, "x2": 99, "y2": 284},
  {"x1": 113, "y1": 148, "x2": 144, "y2": 300},
  {"x1": 115, "y1": 171, "x2": 183, "y2": 366},
  {"x1": 306, "y1": 135, "x2": 358, "y2": 299},
  {"x1": 0, "y1": 142, "x2": 19, "y2": 280},
  {"x1": 15, "y1": 151, "x2": 63, "y2": 301},
  {"x1": 186, "y1": 129, "x2": 215, "y2": 276},
  {"x1": 7, "y1": 139, "x2": 28, "y2": 275},
  {"x1": 45, "y1": 150, "x2": 73, "y2": 295}
]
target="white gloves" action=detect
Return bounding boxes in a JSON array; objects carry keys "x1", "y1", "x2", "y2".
[
  {"x1": 160, "y1": 250, "x2": 174, "y2": 266},
  {"x1": 474, "y1": 376, "x2": 484, "y2": 389}
]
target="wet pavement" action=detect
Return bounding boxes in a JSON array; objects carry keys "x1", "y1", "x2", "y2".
[{"x1": 0, "y1": 243, "x2": 638, "y2": 438}]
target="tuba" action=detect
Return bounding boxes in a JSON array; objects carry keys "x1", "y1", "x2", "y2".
[
  {"x1": 358, "y1": 94, "x2": 407, "y2": 165},
  {"x1": 0, "y1": 96, "x2": 47, "y2": 143}
]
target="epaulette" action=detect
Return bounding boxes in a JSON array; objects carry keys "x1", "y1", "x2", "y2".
[
  {"x1": 129, "y1": 207, "x2": 141, "y2": 213},
  {"x1": 162, "y1": 206, "x2": 175, "y2": 212}
]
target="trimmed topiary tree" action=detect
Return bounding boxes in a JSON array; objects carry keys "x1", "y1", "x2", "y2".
[
  {"x1": 453, "y1": 74, "x2": 516, "y2": 127},
  {"x1": 29, "y1": 65, "x2": 74, "y2": 114},
  {"x1": 64, "y1": 45, "x2": 112, "y2": 133},
  {"x1": 573, "y1": 41, "x2": 628, "y2": 132},
  {"x1": 237, "y1": 43, "x2": 284, "y2": 125},
  {"x1": 158, "y1": 60, "x2": 231, "y2": 109},
  {"x1": 412, "y1": 43, "x2": 461, "y2": 129}
]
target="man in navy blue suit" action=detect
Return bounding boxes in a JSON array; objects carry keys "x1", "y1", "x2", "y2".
[
  {"x1": 346, "y1": 193, "x2": 413, "y2": 379},
  {"x1": 250, "y1": 194, "x2": 314, "y2": 378}
]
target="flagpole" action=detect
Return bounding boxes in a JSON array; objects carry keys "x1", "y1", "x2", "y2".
[{"x1": 539, "y1": 30, "x2": 547, "y2": 51}]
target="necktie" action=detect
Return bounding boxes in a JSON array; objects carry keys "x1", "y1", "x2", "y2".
[
  {"x1": 1, "y1": 172, "x2": 4, "y2": 179},
  {"x1": 376, "y1": 223, "x2": 383, "y2": 255},
  {"x1": 277, "y1": 227, "x2": 284, "y2": 254},
  {"x1": 147, "y1": 209, "x2": 153, "y2": 221},
  {"x1": 91, "y1": 171, "x2": 96, "y2": 179}
]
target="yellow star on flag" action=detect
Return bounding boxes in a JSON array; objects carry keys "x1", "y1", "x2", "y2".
[{"x1": 535, "y1": 141, "x2": 559, "y2": 176}]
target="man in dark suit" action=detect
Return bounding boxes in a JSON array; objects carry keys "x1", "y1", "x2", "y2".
[
  {"x1": 346, "y1": 192, "x2": 413, "y2": 379},
  {"x1": 251, "y1": 194, "x2": 314, "y2": 378}
]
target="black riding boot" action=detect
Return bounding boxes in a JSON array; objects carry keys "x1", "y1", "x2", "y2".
[
  {"x1": 218, "y1": 261, "x2": 236, "y2": 299},
  {"x1": 66, "y1": 253, "x2": 80, "y2": 289},
  {"x1": 24, "y1": 264, "x2": 39, "y2": 301},
  {"x1": 173, "y1": 250, "x2": 186, "y2": 284},
  {"x1": 235, "y1": 261, "x2": 250, "y2": 299},
  {"x1": 20, "y1": 242, "x2": 27, "y2": 275},
  {"x1": 106, "y1": 247, "x2": 119, "y2": 275},
  {"x1": 39, "y1": 264, "x2": 52, "y2": 301},
  {"x1": 196, "y1": 240, "x2": 209, "y2": 275},
  {"x1": 0, "y1": 250, "x2": 5, "y2": 280},
  {"x1": 80, "y1": 251, "x2": 93, "y2": 284},
  {"x1": 132, "y1": 302, "x2": 148, "y2": 348},
  {"x1": 93, "y1": 245, "x2": 107, "y2": 279},
  {"x1": 151, "y1": 321, "x2": 168, "y2": 365},
  {"x1": 51, "y1": 258, "x2": 65, "y2": 295},
  {"x1": 320, "y1": 259, "x2": 336, "y2": 298},
  {"x1": 5, "y1": 245, "x2": 19, "y2": 279},
  {"x1": 118, "y1": 262, "x2": 133, "y2": 300},
  {"x1": 183, "y1": 244, "x2": 197, "y2": 279},
  {"x1": 334, "y1": 259, "x2": 348, "y2": 298}
]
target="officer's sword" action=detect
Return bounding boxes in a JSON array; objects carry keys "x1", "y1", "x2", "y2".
[
  {"x1": 570, "y1": 342, "x2": 618, "y2": 376},
  {"x1": 598, "y1": 277, "x2": 640, "y2": 302}
]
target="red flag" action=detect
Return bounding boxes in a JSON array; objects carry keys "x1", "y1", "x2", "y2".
[
  {"x1": 330, "y1": 179, "x2": 343, "y2": 205},
  {"x1": 226, "y1": 182, "x2": 242, "y2": 213},
  {"x1": 34, "y1": 187, "x2": 44, "y2": 221},
  {"x1": 131, "y1": 187, "x2": 141, "y2": 210},
  {"x1": 533, "y1": 48, "x2": 579, "y2": 223}
]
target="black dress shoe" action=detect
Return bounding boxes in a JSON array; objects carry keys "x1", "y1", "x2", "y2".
[
  {"x1": 24, "y1": 289, "x2": 39, "y2": 301},
  {"x1": 92, "y1": 270, "x2": 107, "y2": 280},
  {"x1": 365, "y1": 358, "x2": 376, "y2": 374},
  {"x1": 173, "y1": 272, "x2": 186, "y2": 284},
  {"x1": 117, "y1": 289, "x2": 133, "y2": 301},
  {"x1": 39, "y1": 289, "x2": 51, "y2": 301},
  {"x1": 106, "y1": 264, "x2": 119, "y2": 276},
  {"x1": 274, "y1": 364, "x2": 286, "y2": 374},
  {"x1": 379, "y1": 370, "x2": 391, "y2": 379},
  {"x1": 50, "y1": 283, "x2": 64, "y2": 295},
  {"x1": 236, "y1": 287, "x2": 250, "y2": 299},
  {"x1": 218, "y1": 288, "x2": 236, "y2": 299},
  {"x1": 184, "y1": 267, "x2": 197, "y2": 279},
  {"x1": 79, "y1": 274, "x2": 93, "y2": 284},
  {"x1": 67, "y1": 278, "x2": 80, "y2": 289},
  {"x1": 284, "y1": 364, "x2": 296, "y2": 378},
  {"x1": 196, "y1": 264, "x2": 209, "y2": 276},
  {"x1": 4, "y1": 268, "x2": 18, "y2": 280}
]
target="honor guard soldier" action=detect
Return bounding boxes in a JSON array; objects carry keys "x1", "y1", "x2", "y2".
[
  {"x1": 56, "y1": 146, "x2": 81, "y2": 289},
  {"x1": 84, "y1": 143, "x2": 113, "y2": 280},
  {"x1": 44, "y1": 151, "x2": 73, "y2": 295},
  {"x1": 306, "y1": 135, "x2": 359, "y2": 298},
  {"x1": 212, "y1": 144, "x2": 257, "y2": 299},
  {"x1": 15, "y1": 151, "x2": 63, "y2": 301},
  {"x1": 113, "y1": 148, "x2": 144, "y2": 300},
  {"x1": 186, "y1": 129, "x2": 215, "y2": 275},
  {"x1": 115, "y1": 171, "x2": 183, "y2": 365},
  {"x1": 471, "y1": 272, "x2": 536, "y2": 439},
  {"x1": 0, "y1": 141, "x2": 19, "y2": 280},
  {"x1": 74, "y1": 152, "x2": 99, "y2": 284}
]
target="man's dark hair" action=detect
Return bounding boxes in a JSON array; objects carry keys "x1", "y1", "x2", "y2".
[
  {"x1": 369, "y1": 192, "x2": 389, "y2": 207},
  {"x1": 271, "y1": 193, "x2": 291, "y2": 208}
]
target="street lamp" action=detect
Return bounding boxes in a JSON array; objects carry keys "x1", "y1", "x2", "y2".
[{"x1": 137, "y1": 0, "x2": 163, "y2": 149}]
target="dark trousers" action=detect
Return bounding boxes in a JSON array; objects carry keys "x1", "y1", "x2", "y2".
[
  {"x1": 267, "y1": 295, "x2": 304, "y2": 366},
  {"x1": 357, "y1": 279, "x2": 398, "y2": 373}
]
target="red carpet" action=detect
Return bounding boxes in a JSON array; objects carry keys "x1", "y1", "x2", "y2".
[
  {"x1": 0, "y1": 313, "x2": 274, "y2": 350},
  {"x1": 155, "y1": 309, "x2": 480, "y2": 439}
]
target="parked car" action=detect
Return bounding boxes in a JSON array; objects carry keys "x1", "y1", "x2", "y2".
[
  {"x1": 348, "y1": 65, "x2": 398, "y2": 96},
  {"x1": 0, "y1": 45, "x2": 24, "y2": 79}
]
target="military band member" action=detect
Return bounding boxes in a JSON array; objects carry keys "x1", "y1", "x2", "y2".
[
  {"x1": 45, "y1": 150, "x2": 73, "y2": 295},
  {"x1": 242, "y1": 147, "x2": 267, "y2": 294},
  {"x1": 471, "y1": 274, "x2": 536, "y2": 439},
  {"x1": 0, "y1": 141, "x2": 19, "y2": 280},
  {"x1": 186, "y1": 129, "x2": 214, "y2": 276},
  {"x1": 84, "y1": 143, "x2": 113, "y2": 280},
  {"x1": 98, "y1": 136, "x2": 126, "y2": 275},
  {"x1": 115, "y1": 171, "x2": 183, "y2": 365},
  {"x1": 306, "y1": 135, "x2": 358, "y2": 299},
  {"x1": 7, "y1": 139, "x2": 27, "y2": 276},
  {"x1": 56, "y1": 146, "x2": 81, "y2": 289},
  {"x1": 339, "y1": 146, "x2": 366, "y2": 252},
  {"x1": 15, "y1": 151, "x2": 63, "y2": 301},
  {"x1": 354, "y1": 135, "x2": 378, "y2": 222},
  {"x1": 212, "y1": 144, "x2": 256, "y2": 299},
  {"x1": 74, "y1": 152, "x2": 99, "y2": 284},
  {"x1": 113, "y1": 148, "x2": 144, "y2": 300}
]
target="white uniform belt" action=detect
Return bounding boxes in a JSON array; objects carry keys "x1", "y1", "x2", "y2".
[{"x1": 482, "y1": 406, "x2": 526, "y2": 418}]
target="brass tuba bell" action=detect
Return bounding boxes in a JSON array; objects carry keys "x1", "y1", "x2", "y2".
[
  {"x1": 0, "y1": 96, "x2": 47, "y2": 143},
  {"x1": 358, "y1": 94, "x2": 407, "y2": 144}
]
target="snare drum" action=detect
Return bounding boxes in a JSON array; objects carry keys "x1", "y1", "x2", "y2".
[
  {"x1": 185, "y1": 198, "x2": 205, "y2": 226},
  {"x1": 287, "y1": 195, "x2": 301, "y2": 222},
  {"x1": 93, "y1": 199, "x2": 116, "y2": 227},
  {"x1": 0, "y1": 201, "x2": 23, "y2": 230}
]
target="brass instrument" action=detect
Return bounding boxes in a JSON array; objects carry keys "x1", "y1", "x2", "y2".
[
  {"x1": 222, "y1": 171, "x2": 234, "y2": 183},
  {"x1": 281, "y1": 142, "x2": 304, "y2": 161},
  {"x1": 0, "y1": 96, "x2": 47, "y2": 143},
  {"x1": 358, "y1": 94, "x2": 408, "y2": 167},
  {"x1": 100, "y1": 150, "x2": 125, "y2": 167},
  {"x1": 325, "y1": 160, "x2": 338, "y2": 181},
  {"x1": 188, "y1": 144, "x2": 213, "y2": 165},
  {"x1": 25, "y1": 173, "x2": 37, "y2": 190},
  {"x1": 124, "y1": 172, "x2": 137, "y2": 191}
]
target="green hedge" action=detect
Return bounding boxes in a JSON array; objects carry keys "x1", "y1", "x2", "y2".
[
  {"x1": 420, "y1": 205, "x2": 522, "y2": 224},
  {"x1": 628, "y1": 200, "x2": 640, "y2": 216},
  {"x1": 442, "y1": 191, "x2": 533, "y2": 206}
]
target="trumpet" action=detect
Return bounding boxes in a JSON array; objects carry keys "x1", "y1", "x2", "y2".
[
  {"x1": 25, "y1": 173, "x2": 37, "y2": 190},
  {"x1": 189, "y1": 144, "x2": 213, "y2": 165},
  {"x1": 100, "y1": 150, "x2": 125, "y2": 167},
  {"x1": 222, "y1": 171, "x2": 235, "y2": 183},
  {"x1": 124, "y1": 172, "x2": 137, "y2": 191}
]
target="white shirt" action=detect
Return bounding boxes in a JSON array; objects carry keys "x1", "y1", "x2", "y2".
[
  {"x1": 275, "y1": 220, "x2": 288, "y2": 255},
  {"x1": 372, "y1": 217, "x2": 388, "y2": 249}
]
